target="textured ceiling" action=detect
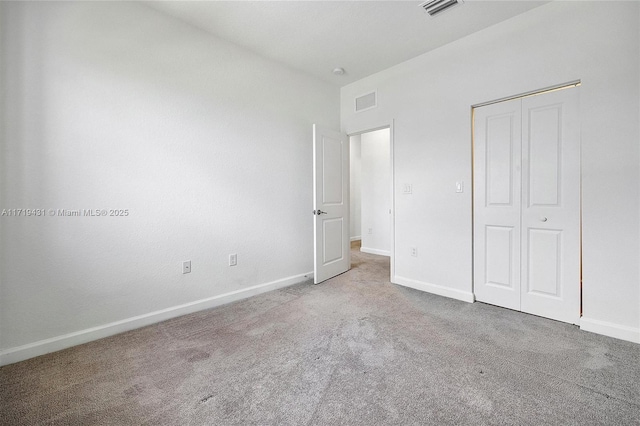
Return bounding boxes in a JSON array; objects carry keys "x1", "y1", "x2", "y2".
[{"x1": 145, "y1": 1, "x2": 548, "y2": 86}]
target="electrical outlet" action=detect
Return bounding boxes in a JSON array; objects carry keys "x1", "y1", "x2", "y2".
[
  {"x1": 182, "y1": 260, "x2": 191, "y2": 274},
  {"x1": 403, "y1": 183, "x2": 413, "y2": 194},
  {"x1": 229, "y1": 254, "x2": 237, "y2": 267},
  {"x1": 410, "y1": 247, "x2": 417, "y2": 257}
]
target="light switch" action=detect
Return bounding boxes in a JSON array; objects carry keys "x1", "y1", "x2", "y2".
[{"x1": 456, "y1": 182, "x2": 464, "y2": 193}]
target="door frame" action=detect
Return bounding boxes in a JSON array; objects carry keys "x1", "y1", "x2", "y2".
[
  {"x1": 470, "y1": 81, "x2": 582, "y2": 317},
  {"x1": 347, "y1": 120, "x2": 395, "y2": 280}
]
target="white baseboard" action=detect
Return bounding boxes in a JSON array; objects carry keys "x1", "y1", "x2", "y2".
[
  {"x1": 580, "y1": 317, "x2": 640, "y2": 344},
  {"x1": 0, "y1": 272, "x2": 313, "y2": 367},
  {"x1": 360, "y1": 247, "x2": 390, "y2": 257},
  {"x1": 350, "y1": 236, "x2": 361, "y2": 242},
  {"x1": 393, "y1": 275, "x2": 475, "y2": 303}
]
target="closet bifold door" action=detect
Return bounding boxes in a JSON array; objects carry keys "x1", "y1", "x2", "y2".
[
  {"x1": 473, "y1": 98, "x2": 522, "y2": 311},
  {"x1": 520, "y1": 88, "x2": 580, "y2": 325}
]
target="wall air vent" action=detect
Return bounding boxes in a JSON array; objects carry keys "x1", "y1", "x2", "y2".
[
  {"x1": 419, "y1": 0, "x2": 463, "y2": 17},
  {"x1": 355, "y1": 91, "x2": 377, "y2": 113}
]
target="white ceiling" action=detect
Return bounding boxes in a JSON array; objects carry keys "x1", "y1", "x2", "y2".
[{"x1": 145, "y1": 1, "x2": 548, "y2": 86}]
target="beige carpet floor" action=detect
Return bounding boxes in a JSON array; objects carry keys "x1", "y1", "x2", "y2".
[{"x1": 1, "y1": 242, "x2": 639, "y2": 425}]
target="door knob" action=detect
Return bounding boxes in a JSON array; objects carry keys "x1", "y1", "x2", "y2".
[
  {"x1": 313, "y1": 210, "x2": 328, "y2": 215},
  {"x1": 540, "y1": 217, "x2": 548, "y2": 222}
]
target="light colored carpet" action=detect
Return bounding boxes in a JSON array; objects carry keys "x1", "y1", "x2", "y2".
[{"x1": 1, "y1": 243, "x2": 639, "y2": 425}]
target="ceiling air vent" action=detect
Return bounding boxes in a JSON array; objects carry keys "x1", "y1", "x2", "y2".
[
  {"x1": 419, "y1": 0, "x2": 463, "y2": 17},
  {"x1": 355, "y1": 91, "x2": 377, "y2": 113}
]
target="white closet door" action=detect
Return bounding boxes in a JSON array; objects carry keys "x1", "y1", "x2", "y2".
[
  {"x1": 520, "y1": 89, "x2": 580, "y2": 324},
  {"x1": 473, "y1": 98, "x2": 522, "y2": 310},
  {"x1": 473, "y1": 87, "x2": 580, "y2": 325}
]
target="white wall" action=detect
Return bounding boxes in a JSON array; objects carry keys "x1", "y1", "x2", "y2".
[
  {"x1": 0, "y1": 1, "x2": 339, "y2": 365},
  {"x1": 360, "y1": 129, "x2": 391, "y2": 256},
  {"x1": 341, "y1": 1, "x2": 640, "y2": 343},
  {"x1": 349, "y1": 135, "x2": 362, "y2": 241}
]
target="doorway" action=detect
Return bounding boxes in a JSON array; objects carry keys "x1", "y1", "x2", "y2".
[
  {"x1": 312, "y1": 123, "x2": 394, "y2": 285},
  {"x1": 472, "y1": 85, "x2": 581, "y2": 324},
  {"x1": 349, "y1": 128, "x2": 392, "y2": 258}
]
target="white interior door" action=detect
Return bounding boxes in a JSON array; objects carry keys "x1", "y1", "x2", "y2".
[
  {"x1": 520, "y1": 89, "x2": 580, "y2": 324},
  {"x1": 313, "y1": 124, "x2": 350, "y2": 284},
  {"x1": 473, "y1": 87, "x2": 580, "y2": 324},
  {"x1": 473, "y1": 98, "x2": 522, "y2": 311}
]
